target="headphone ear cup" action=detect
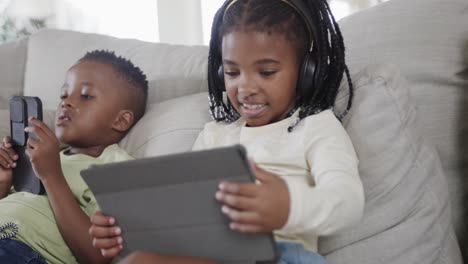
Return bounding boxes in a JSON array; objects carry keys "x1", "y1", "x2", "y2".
[
  {"x1": 218, "y1": 65, "x2": 225, "y2": 91},
  {"x1": 297, "y1": 52, "x2": 317, "y2": 101}
]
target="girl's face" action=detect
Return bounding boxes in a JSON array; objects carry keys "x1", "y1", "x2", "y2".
[{"x1": 221, "y1": 30, "x2": 300, "y2": 127}]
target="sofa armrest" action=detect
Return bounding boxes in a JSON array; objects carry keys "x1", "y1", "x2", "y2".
[{"x1": 0, "y1": 37, "x2": 28, "y2": 109}]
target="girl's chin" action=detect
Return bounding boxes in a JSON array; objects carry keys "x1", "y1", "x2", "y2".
[{"x1": 245, "y1": 118, "x2": 270, "y2": 127}]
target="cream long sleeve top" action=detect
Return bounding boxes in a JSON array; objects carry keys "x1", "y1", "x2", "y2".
[{"x1": 192, "y1": 109, "x2": 364, "y2": 252}]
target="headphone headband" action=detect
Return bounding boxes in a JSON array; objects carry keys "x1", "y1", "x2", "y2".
[{"x1": 222, "y1": 0, "x2": 316, "y2": 52}]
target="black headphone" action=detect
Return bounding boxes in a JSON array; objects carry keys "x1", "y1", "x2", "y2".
[{"x1": 216, "y1": 0, "x2": 323, "y2": 102}]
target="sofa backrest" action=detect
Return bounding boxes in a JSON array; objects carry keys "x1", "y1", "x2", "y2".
[
  {"x1": 338, "y1": 0, "x2": 468, "y2": 256},
  {"x1": 23, "y1": 29, "x2": 209, "y2": 110},
  {"x1": 0, "y1": 38, "x2": 28, "y2": 108}
]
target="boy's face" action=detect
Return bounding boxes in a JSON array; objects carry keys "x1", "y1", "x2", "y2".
[
  {"x1": 55, "y1": 60, "x2": 130, "y2": 147},
  {"x1": 221, "y1": 30, "x2": 299, "y2": 127}
]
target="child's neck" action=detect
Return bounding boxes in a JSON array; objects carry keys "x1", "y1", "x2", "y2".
[{"x1": 63, "y1": 144, "x2": 112, "y2": 157}]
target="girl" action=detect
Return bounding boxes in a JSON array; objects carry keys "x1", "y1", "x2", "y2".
[{"x1": 90, "y1": 0, "x2": 363, "y2": 263}]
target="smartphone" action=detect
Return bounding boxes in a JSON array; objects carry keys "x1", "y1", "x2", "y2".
[{"x1": 9, "y1": 96, "x2": 45, "y2": 195}]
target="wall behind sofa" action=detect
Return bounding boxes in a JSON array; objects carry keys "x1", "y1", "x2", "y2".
[{"x1": 1, "y1": 0, "x2": 390, "y2": 46}]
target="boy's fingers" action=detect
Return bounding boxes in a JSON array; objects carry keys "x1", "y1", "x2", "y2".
[
  {"x1": 90, "y1": 212, "x2": 116, "y2": 226},
  {"x1": 0, "y1": 144, "x2": 18, "y2": 161},
  {"x1": 89, "y1": 225, "x2": 121, "y2": 238},
  {"x1": 24, "y1": 126, "x2": 46, "y2": 141},
  {"x1": 92, "y1": 236, "x2": 123, "y2": 249},
  {"x1": 0, "y1": 156, "x2": 12, "y2": 169},
  {"x1": 2, "y1": 136, "x2": 11, "y2": 147},
  {"x1": 26, "y1": 138, "x2": 40, "y2": 150},
  {"x1": 5, "y1": 148, "x2": 17, "y2": 160},
  {"x1": 28, "y1": 117, "x2": 55, "y2": 138},
  {"x1": 100, "y1": 246, "x2": 123, "y2": 258},
  {"x1": 0, "y1": 149, "x2": 14, "y2": 165}
]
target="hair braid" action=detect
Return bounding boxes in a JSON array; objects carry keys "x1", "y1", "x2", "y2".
[{"x1": 323, "y1": 0, "x2": 354, "y2": 117}]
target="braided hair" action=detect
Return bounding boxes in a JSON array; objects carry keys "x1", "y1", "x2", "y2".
[
  {"x1": 79, "y1": 50, "x2": 149, "y2": 123},
  {"x1": 207, "y1": 0, "x2": 353, "y2": 130}
]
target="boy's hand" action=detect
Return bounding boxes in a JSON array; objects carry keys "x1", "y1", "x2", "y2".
[
  {"x1": 24, "y1": 117, "x2": 61, "y2": 181},
  {"x1": 215, "y1": 161, "x2": 290, "y2": 233},
  {"x1": 89, "y1": 211, "x2": 123, "y2": 258},
  {"x1": 0, "y1": 137, "x2": 18, "y2": 193}
]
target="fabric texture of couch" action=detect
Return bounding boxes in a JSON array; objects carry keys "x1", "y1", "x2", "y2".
[{"x1": 0, "y1": 0, "x2": 466, "y2": 263}]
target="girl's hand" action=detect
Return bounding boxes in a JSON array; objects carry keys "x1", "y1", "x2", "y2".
[
  {"x1": 215, "y1": 161, "x2": 290, "y2": 233},
  {"x1": 89, "y1": 211, "x2": 123, "y2": 258},
  {"x1": 24, "y1": 117, "x2": 61, "y2": 181},
  {"x1": 0, "y1": 137, "x2": 18, "y2": 195}
]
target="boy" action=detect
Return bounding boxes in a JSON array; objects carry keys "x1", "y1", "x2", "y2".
[{"x1": 0, "y1": 50, "x2": 148, "y2": 264}]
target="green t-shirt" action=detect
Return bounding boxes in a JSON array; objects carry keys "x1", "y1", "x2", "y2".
[{"x1": 0, "y1": 144, "x2": 133, "y2": 264}]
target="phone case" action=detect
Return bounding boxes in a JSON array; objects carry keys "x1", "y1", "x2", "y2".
[{"x1": 9, "y1": 96, "x2": 45, "y2": 195}]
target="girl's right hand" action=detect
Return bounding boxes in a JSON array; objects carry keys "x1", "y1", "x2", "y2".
[
  {"x1": 89, "y1": 211, "x2": 123, "y2": 258},
  {"x1": 0, "y1": 136, "x2": 18, "y2": 186}
]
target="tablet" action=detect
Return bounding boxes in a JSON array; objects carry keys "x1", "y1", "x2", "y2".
[{"x1": 81, "y1": 145, "x2": 278, "y2": 263}]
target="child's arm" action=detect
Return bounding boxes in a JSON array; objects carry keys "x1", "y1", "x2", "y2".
[
  {"x1": 25, "y1": 117, "x2": 111, "y2": 264},
  {"x1": 0, "y1": 136, "x2": 17, "y2": 198}
]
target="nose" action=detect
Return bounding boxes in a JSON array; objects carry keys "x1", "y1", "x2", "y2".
[
  {"x1": 61, "y1": 97, "x2": 74, "y2": 108},
  {"x1": 238, "y1": 74, "x2": 258, "y2": 97}
]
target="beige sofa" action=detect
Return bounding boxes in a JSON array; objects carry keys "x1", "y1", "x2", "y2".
[{"x1": 0, "y1": 0, "x2": 466, "y2": 263}]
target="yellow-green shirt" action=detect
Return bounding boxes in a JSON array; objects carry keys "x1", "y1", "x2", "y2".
[{"x1": 0, "y1": 144, "x2": 133, "y2": 264}]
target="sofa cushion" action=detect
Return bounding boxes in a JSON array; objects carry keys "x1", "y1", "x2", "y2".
[
  {"x1": 0, "y1": 110, "x2": 10, "y2": 138},
  {"x1": 23, "y1": 29, "x2": 209, "y2": 110},
  {"x1": 0, "y1": 38, "x2": 28, "y2": 109},
  {"x1": 339, "y1": 0, "x2": 468, "y2": 256},
  {"x1": 119, "y1": 92, "x2": 211, "y2": 158},
  {"x1": 320, "y1": 64, "x2": 462, "y2": 264}
]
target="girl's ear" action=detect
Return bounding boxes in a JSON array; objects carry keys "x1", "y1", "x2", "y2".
[{"x1": 112, "y1": 110, "x2": 134, "y2": 133}]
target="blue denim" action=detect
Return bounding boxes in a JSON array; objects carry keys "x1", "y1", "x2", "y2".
[
  {"x1": 0, "y1": 239, "x2": 47, "y2": 264},
  {"x1": 277, "y1": 241, "x2": 326, "y2": 264}
]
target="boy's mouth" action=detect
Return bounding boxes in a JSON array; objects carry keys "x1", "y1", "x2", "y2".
[{"x1": 56, "y1": 112, "x2": 72, "y2": 125}]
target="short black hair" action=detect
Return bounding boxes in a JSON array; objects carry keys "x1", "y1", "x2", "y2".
[
  {"x1": 208, "y1": 0, "x2": 353, "y2": 130},
  {"x1": 79, "y1": 50, "x2": 149, "y2": 123}
]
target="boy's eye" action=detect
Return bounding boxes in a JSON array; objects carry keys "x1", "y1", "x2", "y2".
[
  {"x1": 60, "y1": 94, "x2": 67, "y2": 99},
  {"x1": 81, "y1": 94, "x2": 93, "y2": 99}
]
